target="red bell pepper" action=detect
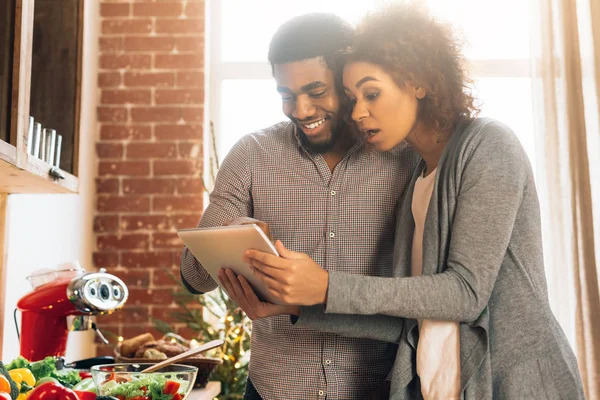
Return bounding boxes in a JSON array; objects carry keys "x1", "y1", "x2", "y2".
[
  {"x1": 28, "y1": 382, "x2": 79, "y2": 400},
  {"x1": 74, "y1": 390, "x2": 97, "y2": 400},
  {"x1": 0, "y1": 392, "x2": 11, "y2": 400}
]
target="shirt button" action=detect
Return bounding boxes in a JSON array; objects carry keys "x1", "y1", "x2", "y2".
[
  {"x1": 324, "y1": 359, "x2": 332, "y2": 365},
  {"x1": 330, "y1": 190, "x2": 336, "y2": 196},
  {"x1": 329, "y1": 232, "x2": 335, "y2": 238},
  {"x1": 318, "y1": 390, "x2": 325, "y2": 396}
]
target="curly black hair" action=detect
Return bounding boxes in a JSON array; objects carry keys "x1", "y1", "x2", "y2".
[{"x1": 344, "y1": 2, "x2": 479, "y2": 133}]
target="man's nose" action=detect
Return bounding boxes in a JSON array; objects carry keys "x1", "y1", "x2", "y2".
[{"x1": 292, "y1": 95, "x2": 316, "y2": 121}]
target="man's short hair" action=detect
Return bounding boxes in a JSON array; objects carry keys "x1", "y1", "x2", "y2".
[{"x1": 268, "y1": 13, "x2": 353, "y2": 71}]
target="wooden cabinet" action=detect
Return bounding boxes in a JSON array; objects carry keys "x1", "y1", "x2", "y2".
[{"x1": 0, "y1": 0, "x2": 82, "y2": 194}]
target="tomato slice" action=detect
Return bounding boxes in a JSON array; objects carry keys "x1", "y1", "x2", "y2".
[
  {"x1": 75, "y1": 390, "x2": 97, "y2": 400},
  {"x1": 171, "y1": 394, "x2": 182, "y2": 400},
  {"x1": 163, "y1": 380, "x2": 180, "y2": 395}
]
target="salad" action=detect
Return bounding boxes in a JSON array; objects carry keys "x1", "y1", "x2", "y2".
[{"x1": 98, "y1": 374, "x2": 185, "y2": 400}]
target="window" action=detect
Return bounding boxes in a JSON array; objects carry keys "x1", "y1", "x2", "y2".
[{"x1": 208, "y1": 0, "x2": 535, "y2": 172}]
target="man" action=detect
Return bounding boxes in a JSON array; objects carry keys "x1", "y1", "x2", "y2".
[{"x1": 180, "y1": 13, "x2": 417, "y2": 400}]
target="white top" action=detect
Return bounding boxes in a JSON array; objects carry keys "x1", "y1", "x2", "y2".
[{"x1": 411, "y1": 168, "x2": 461, "y2": 400}]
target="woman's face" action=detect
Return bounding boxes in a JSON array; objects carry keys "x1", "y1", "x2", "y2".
[{"x1": 343, "y1": 61, "x2": 425, "y2": 151}]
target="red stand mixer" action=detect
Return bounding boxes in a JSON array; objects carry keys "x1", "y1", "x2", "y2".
[{"x1": 16, "y1": 265, "x2": 128, "y2": 361}]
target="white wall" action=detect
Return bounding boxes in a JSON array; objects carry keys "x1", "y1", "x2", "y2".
[{"x1": 1, "y1": 0, "x2": 99, "y2": 362}]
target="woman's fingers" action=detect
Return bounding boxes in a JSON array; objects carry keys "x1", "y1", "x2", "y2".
[{"x1": 244, "y1": 249, "x2": 287, "y2": 269}]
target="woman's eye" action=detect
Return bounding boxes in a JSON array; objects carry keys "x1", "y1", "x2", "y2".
[
  {"x1": 366, "y1": 92, "x2": 379, "y2": 101},
  {"x1": 282, "y1": 96, "x2": 294, "y2": 102}
]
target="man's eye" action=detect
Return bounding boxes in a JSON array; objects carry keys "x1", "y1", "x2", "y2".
[{"x1": 310, "y1": 91, "x2": 327, "y2": 98}]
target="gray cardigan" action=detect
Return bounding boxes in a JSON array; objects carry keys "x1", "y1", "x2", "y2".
[{"x1": 295, "y1": 118, "x2": 584, "y2": 399}]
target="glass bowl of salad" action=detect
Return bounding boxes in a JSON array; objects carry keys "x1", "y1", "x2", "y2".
[{"x1": 90, "y1": 363, "x2": 198, "y2": 400}]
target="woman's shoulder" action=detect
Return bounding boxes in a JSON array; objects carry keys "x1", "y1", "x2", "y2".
[{"x1": 455, "y1": 117, "x2": 528, "y2": 164}]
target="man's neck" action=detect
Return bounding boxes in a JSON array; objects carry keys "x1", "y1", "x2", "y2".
[{"x1": 322, "y1": 133, "x2": 355, "y2": 172}]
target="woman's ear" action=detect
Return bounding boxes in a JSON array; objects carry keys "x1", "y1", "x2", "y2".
[{"x1": 415, "y1": 86, "x2": 427, "y2": 99}]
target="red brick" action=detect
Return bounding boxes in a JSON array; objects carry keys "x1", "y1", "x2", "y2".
[
  {"x1": 122, "y1": 178, "x2": 175, "y2": 195},
  {"x1": 124, "y1": 37, "x2": 175, "y2": 52},
  {"x1": 124, "y1": 72, "x2": 175, "y2": 87},
  {"x1": 172, "y1": 250, "x2": 182, "y2": 267},
  {"x1": 94, "y1": 215, "x2": 119, "y2": 232},
  {"x1": 99, "y1": 37, "x2": 122, "y2": 52},
  {"x1": 96, "y1": 143, "x2": 124, "y2": 158},
  {"x1": 100, "y1": 3, "x2": 130, "y2": 17},
  {"x1": 155, "y1": 124, "x2": 202, "y2": 140},
  {"x1": 102, "y1": 89, "x2": 151, "y2": 105},
  {"x1": 126, "y1": 143, "x2": 177, "y2": 158},
  {"x1": 169, "y1": 214, "x2": 200, "y2": 229},
  {"x1": 96, "y1": 178, "x2": 120, "y2": 194},
  {"x1": 152, "y1": 267, "x2": 181, "y2": 286},
  {"x1": 102, "y1": 19, "x2": 152, "y2": 35},
  {"x1": 97, "y1": 195, "x2": 150, "y2": 213},
  {"x1": 175, "y1": 178, "x2": 203, "y2": 194},
  {"x1": 115, "y1": 269, "x2": 151, "y2": 288},
  {"x1": 97, "y1": 233, "x2": 150, "y2": 250},
  {"x1": 121, "y1": 326, "x2": 165, "y2": 340},
  {"x1": 176, "y1": 72, "x2": 203, "y2": 87},
  {"x1": 155, "y1": 89, "x2": 203, "y2": 104},
  {"x1": 100, "y1": 54, "x2": 151, "y2": 70},
  {"x1": 100, "y1": 125, "x2": 152, "y2": 141},
  {"x1": 121, "y1": 214, "x2": 170, "y2": 230},
  {"x1": 177, "y1": 142, "x2": 202, "y2": 158},
  {"x1": 154, "y1": 160, "x2": 200, "y2": 176},
  {"x1": 181, "y1": 107, "x2": 203, "y2": 122},
  {"x1": 151, "y1": 305, "x2": 187, "y2": 324},
  {"x1": 153, "y1": 232, "x2": 184, "y2": 249},
  {"x1": 98, "y1": 107, "x2": 127, "y2": 122},
  {"x1": 98, "y1": 72, "x2": 121, "y2": 87},
  {"x1": 95, "y1": 345, "x2": 116, "y2": 357},
  {"x1": 131, "y1": 107, "x2": 181, "y2": 122},
  {"x1": 174, "y1": 37, "x2": 203, "y2": 52},
  {"x1": 133, "y1": 2, "x2": 183, "y2": 17},
  {"x1": 153, "y1": 196, "x2": 203, "y2": 212},
  {"x1": 155, "y1": 54, "x2": 203, "y2": 69},
  {"x1": 184, "y1": 2, "x2": 204, "y2": 17},
  {"x1": 97, "y1": 307, "x2": 148, "y2": 326},
  {"x1": 122, "y1": 251, "x2": 173, "y2": 268},
  {"x1": 156, "y1": 19, "x2": 203, "y2": 34},
  {"x1": 93, "y1": 251, "x2": 120, "y2": 268},
  {"x1": 127, "y1": 289, "x2": 175, "y2": 305},
  {"x1": 99, "y1": 161, "x2": 150, "y2": 176}
]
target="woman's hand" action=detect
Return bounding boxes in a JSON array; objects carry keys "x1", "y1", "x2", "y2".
[
  {"x1": 243, "y1": 240, "x2": 329, "y2": 306},
  {"x1": 217, "y1": 268, "x2": 299, "y2": 320}
]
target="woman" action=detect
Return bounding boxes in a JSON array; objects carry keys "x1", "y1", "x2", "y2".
[{"x1": 221, "y1": 3, "x2": 584, "y2": 399}]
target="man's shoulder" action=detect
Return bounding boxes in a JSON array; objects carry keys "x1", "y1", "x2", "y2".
[{"x1": 238, "y1": 120, "x2": 296, "y2": 148}]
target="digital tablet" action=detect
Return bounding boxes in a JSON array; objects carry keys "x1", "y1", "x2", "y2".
[{"x1": 177, "y1": 224, "x2": 282, "y2": 304}]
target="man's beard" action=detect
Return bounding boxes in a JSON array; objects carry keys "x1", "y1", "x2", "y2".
[{"x1": 296, "y1": 118, "x2": 345, "y2": 154}]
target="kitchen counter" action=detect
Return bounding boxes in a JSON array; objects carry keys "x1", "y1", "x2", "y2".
[{"x1": 187, "y1": 382, "x2": 221, "y2": 399}]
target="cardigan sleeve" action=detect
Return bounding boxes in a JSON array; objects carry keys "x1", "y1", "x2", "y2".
[
  {"x1": 326, "y1": 122, "x2": 531, "y2": 322},
  {"x1": 292, "y1": 305, "x2": 404, "y2": 343}
]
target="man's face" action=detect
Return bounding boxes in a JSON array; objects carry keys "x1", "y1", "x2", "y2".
[{"x1": 274, "y1": 57, "x2": 341, "y2": 153}]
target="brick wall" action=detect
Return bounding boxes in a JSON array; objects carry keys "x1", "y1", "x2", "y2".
[{"x1": 94, "y1": 0, "x2": 205, "y2": 356}]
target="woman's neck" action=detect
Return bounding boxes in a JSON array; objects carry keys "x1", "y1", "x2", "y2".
[{"x1": 406, "y1": 124, "x2": 450, "y2": 177}]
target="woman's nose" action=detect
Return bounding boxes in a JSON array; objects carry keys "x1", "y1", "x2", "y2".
[{"x1": 351, "y1": 103, "x2": 368, "y2": 122}]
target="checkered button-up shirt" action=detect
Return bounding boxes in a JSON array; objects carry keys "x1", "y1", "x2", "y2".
[{"x1": 181, "y1": 121, "x2": 417, "y2": 399}]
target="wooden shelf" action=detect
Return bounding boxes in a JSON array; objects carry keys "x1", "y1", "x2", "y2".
[
  {"x1": 0, "y1": 141, "x2": 78, "y2": 194},
  {"x1": 0, "y1": 0, "x2": 82, "y2": 195}
]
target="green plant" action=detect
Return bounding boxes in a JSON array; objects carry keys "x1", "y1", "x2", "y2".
[{"x1": 153, "y1": 273, "x2": 252, "y2": 399}]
